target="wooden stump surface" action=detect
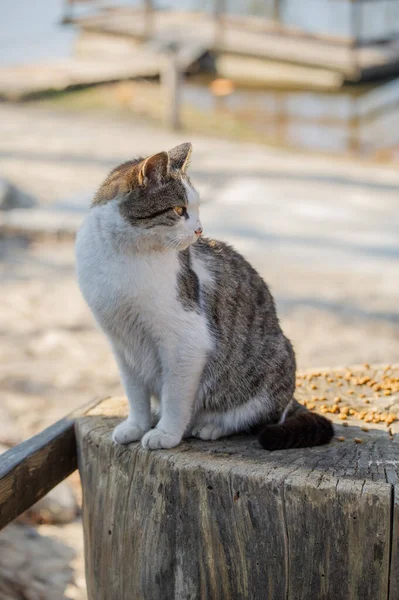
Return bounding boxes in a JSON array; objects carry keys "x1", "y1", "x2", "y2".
[{"x1": 76, "y1": 364, "x2": 399, "y2": 600}]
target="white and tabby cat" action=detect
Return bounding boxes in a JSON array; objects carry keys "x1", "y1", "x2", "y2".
[{"x1": 75, "y1": 143, "x2": 333, "y2": 450}]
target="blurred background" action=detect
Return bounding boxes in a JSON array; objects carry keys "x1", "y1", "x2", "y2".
[{"x1": 1, "y1": 1, "x2": 399, "y2": 597}]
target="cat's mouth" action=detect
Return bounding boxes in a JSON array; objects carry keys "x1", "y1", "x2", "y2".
[{"x1": 181, "y1": 234, "x2": 199, "y2": 249}]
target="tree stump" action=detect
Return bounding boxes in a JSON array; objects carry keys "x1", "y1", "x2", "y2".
[{"x1": 76, "y1": 364, "x2": 399, "y2": 600}]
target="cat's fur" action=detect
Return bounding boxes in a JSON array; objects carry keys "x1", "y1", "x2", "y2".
[{"x1": 75, "y1": 143, "x2": 333, "y2": 451}]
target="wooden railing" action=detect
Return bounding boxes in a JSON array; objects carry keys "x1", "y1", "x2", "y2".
[{"x1": 0, "y1": 399, "x2": 100, "y2": 530}]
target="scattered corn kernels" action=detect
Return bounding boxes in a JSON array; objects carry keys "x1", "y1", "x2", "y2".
[{"x1": 386, "y1": 414, "x2": 397, "y2": 425}]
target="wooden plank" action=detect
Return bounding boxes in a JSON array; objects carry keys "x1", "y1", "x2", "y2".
[
  {"x1": 0, "y1": 55, "x2": 161, "y2": 102},
  {"x1": 0, "y1": 398, "x2": 101, "y2": 530}
]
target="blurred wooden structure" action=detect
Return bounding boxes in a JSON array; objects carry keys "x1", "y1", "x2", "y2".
[
  {"x1": 201, "y1": 76, "x2": 399, "y2": 159},
  {"x1": 2, "y1": 365, "x2": 399, "y2": 598},
  {"x1": 66, "y1": 0, "x2": 399, "y2": 82}
]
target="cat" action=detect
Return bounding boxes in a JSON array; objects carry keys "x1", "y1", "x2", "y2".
[{"x1": 75, "y1": 142, "x2": 333, "y2": 451}]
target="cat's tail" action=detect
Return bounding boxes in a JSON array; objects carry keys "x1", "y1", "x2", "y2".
[{"x1": 258, "y1": 399, "x2": 334, "y2": 451}]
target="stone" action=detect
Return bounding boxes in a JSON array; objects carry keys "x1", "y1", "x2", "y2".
[{"x1": 0, "y1": 178, "x2": 37, "y2": 211}]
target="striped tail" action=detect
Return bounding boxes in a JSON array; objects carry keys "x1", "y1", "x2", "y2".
[{"x1": 258, "y1": 401, "x2": 334, "y2": 451}]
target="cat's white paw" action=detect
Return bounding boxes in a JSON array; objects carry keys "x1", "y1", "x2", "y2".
[
  {"x1": 191, "y1": 424, "x2": 224, "y2": 441},
  {"x1": 141, "y1": 429, "x2": 181, "y2": 450},
  {"x1": 112, "y1": 420, "x2": 147, "y2": 444}
]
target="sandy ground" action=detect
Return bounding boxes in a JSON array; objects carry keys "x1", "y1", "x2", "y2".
[{"x1": 1, "y1": 102, "x2": 399, "y2": 598}]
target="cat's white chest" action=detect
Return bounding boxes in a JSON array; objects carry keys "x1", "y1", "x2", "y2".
[
  {"x1": 77, "y1": 220, "x2": 179, "y2": 329},
  {"x1": 76, "y1": 204, "x2": 213, "y2": 398},
  {"x1": 76, "y1": 208, "x2": 183, "y2": 391}
]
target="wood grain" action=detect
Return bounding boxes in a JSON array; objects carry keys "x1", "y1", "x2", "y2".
[
  {"x1": 0, "y1": 398, "x2": 101, "y2": 530},
  {"x1": 76, "y1": 366, "x2": 399, "y2": 600}
]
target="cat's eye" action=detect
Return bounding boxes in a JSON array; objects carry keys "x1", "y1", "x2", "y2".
[{"x1": 174, "y1": 206, "x2": 186, "y2": 217}]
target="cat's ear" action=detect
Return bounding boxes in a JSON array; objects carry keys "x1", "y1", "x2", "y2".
[
  {"x1": 138, "y1": 151, "x2": 169, "y2": 186},
  {"x1": 168, "y1": 142, "x2": 192, "y2": 172}
]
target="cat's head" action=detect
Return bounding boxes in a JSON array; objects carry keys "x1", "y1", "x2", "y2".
[{"x1": 93, "y1": 143, "x2": 202, "y2": 252}]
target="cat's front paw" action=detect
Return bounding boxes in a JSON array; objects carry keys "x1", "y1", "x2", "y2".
[
  {"x1": 141, "y1": 429, "x2": 181, "y2": 450},
  {"x1": 112, "y1": 420, "x2": 147, "y2": 444},
  {"x1": 191, "y1": 423, "x2": 224, "y2": 441}
]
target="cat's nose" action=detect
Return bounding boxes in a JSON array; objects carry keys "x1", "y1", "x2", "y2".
[{"x1": 195, "y1": 227, "x2": 203, "y2": 236}]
